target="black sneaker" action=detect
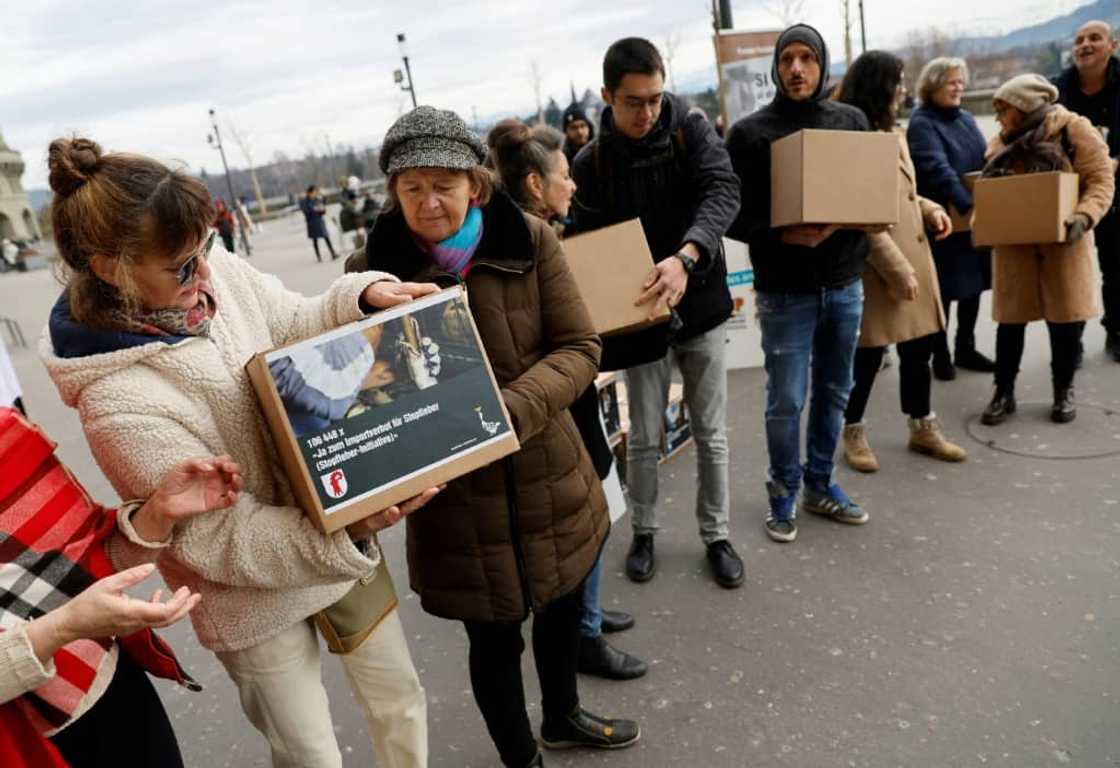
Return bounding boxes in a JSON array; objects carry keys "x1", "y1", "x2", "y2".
[
  {"x1": 600, "y1": 609, "x2": 634, "y2": 634},
  {"x1": 625, "y1": 534, "x2": 655, "y2": 583},
  {"x1": 705, "y1": 540, "x2": 745, "y2": 588},
  {"x1": 1106, "y1": 332, "x2": 1120, "y2": 363},
  {"x1": 954, "y1": 346, "x2": 996, "y2": 372},
  {"x1": 577, "y1": 635, "x2": 648, "y2": 680},
  {"x1": 541, "y1": 707, "x2": 641, "y2": 750}
]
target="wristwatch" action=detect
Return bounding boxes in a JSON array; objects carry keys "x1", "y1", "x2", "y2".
[{"x1": 672, "y1": 251, "x2": 697, "y2": 274}]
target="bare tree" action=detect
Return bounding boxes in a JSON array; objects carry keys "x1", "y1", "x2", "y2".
[
  {"x1": 762, "y1": 0, "x2": 806, "y2": 27},
  {"x1": 529, "y1": 59, "x2": 544, "y2": 126},
  {"x1": 842, "y1": 0, "x2": 853, "y2": 68},
  {"x1": 226, "y1": 121, "x2": 268, "y2": 214},
  {"x1": 663, "y1": 30, "x2": 681, "y2": 92},
  {"x1": 898, "y1": 27, "x2": 954, "y2": 93}
]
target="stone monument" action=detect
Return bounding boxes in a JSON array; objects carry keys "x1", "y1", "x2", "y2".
[{"x1": 0, "y1": 130, "x2": 42, "y2": 242}]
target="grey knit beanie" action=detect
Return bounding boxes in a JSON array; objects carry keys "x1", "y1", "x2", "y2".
[
  {"x1": 379, "y1": 106, "x2": 487, "y2": 174},
  {"x1": 993, "y1": 74, "x2": 1058, "y2": 115}
]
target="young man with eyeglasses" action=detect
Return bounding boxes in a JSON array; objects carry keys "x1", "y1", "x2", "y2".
[{"x1": 568, "y1": 37, "x2": 745, "y2": 591}]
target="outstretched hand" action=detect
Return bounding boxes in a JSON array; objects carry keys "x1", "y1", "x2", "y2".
[{"x1": 26, "y1": 564, "x2": 201, "y2": 663}]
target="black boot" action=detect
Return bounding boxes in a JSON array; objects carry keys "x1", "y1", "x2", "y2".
[
  {"x1": 1051, "y1": 385, "x2": 1076, "y2": 423},
  {"x1": 625, "y1": 534, "x2": 655, "y2": 583},
  {"x1": 600, "y1": 609, "x2": 634, "y2": 633},
  {"x1": 981, "y1": 388, "x2": 1016, "y2": 425},
  {"x1": 954, "y1": 344, "x2": 996, "y2": 373},
  {"x1": 577, "y1": 635, "x2": 648, "y2": 680},
  {"x1": 705, "y1": 540, "x2": 745, "y2": 589},
  {"x1": 525, "y1": 750, "x2": 543, "y2": 767},
  {"x1": 540, "y1": 707, "x2": 641, "y2": 750}
]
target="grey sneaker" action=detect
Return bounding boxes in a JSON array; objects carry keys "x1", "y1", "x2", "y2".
[
  {"x1": 765, "y1": 481, "x2": 798, "y2": 543},
  {"x1": 801, "y1": 483, "x2": 868, "y2": 525}
]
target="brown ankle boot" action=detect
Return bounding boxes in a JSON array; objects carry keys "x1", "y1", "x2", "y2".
[
  {"x1": 842, "y1": 423, "x2": 880, "y2": 472},
  {"x1": 908, "y1": 416, "x2": 967, "y2": 462}
]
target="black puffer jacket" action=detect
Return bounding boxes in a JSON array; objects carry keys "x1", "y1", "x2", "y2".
[
  {"x1": 725, "y1": 31, "x2": 872, "y2": 294},
  {"x1": 568, "y1": 92, "x2": 740, "y2": 371}
]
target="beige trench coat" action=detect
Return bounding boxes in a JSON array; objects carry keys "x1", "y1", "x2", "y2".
[
  {"x1": 984, "y1": 105, "x2": 1114, "y2": 324},
  {"x1": 860, "y1": 130, "x2": 947, "y2": 348}
]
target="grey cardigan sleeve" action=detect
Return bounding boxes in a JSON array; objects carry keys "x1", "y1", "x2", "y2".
[{"x1": 0, "y1": 624, "x2": 54, "y2": 705}]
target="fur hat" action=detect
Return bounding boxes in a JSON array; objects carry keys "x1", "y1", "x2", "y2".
[
  {"x1": 379, "y1": 106, "x2": 486, "y2": 175},
  {"x1": 994, "y1": 74, "x2": 1059, "y2": 115}
]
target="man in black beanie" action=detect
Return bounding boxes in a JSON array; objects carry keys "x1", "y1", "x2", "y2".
[
  {"x1": 562, "y1": 102, "x2": 595, "y2": 164},
  {"x1": 725, "y1": 24, "x2": 873, "y2": 545}
]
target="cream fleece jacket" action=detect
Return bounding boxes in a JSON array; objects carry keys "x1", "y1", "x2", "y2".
[{"x1": 41, "y1": 248, "x2": 397, "y2": 652}]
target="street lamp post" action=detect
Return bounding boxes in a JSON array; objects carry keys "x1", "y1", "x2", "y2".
[
  {"x1": 395, "y1": 33, "x2": 418, "y2": 109},
  {"x1": 858, "y1": 0, "x2": 867, "y2": 52},
  {"x1": 207, "y1": 108, "x2": 251, "y2": 257}
]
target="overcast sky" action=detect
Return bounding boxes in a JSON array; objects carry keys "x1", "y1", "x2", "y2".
[{"x1": 2, "y1": 0, "x2": 1087, "y2": 191}]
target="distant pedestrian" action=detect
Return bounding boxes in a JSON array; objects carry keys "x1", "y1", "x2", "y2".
[
  {"x1": 213, "y1": 198, "x2": 236, "y2": 253},
  {"x1": 979, "y1": 74, "x2": 1115, "y2": 425},
  {"x1": 907, "y1": 57, "x2": 996, "y2": 381},
  {"x1": 300, "y1": 185, "x2": 337, "y2": 261},
  {"x1": 726, "y1": 24, "x2": 873, "y2": 544},
  {"x1": 569, "y1": 37, "x2": 745, "y2": 588},
  {"x1": 1054, "y1": 20, "x2": 1120, "y2": 363},
  {"x1": 561, "y1": 102, "x2": 594, "y2": 164},
  {"x1": 833, "y1": 51, "x2": 967, "y2": 472}
]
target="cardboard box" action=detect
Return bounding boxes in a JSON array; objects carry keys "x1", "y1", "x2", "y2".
[
  {"x1": 770, "y1": 129, "x2": 900, "y2": 227},
  {"x1": 947, "y1": 172, "x2": 980, "y2": 233},
  {"x1": 246, "y1": 286, "x2": 519, "y2": 533},
  {"x1": 972, "y1": 171, "x2": 1079, "y2": 247},
  {"x1": 561, "y1": 219, "x2": 671, "y2": 336}
]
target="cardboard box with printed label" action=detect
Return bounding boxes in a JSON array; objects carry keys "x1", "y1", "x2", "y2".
[
  {"x1": 246, "y1": 286, "x2": 519, "y2": 533},
  {"x1": 947, "y1": 172, "x2": 980, "y2": 233},
  {"x1": 562, "y1": 218, "x2": 671, "y2": 336},
  {"x1": 770, "y1": 129, "x2": 900, "y2": 228},
  {"x1": 971, "y1": 171, "x2": 1079, "y2": 247}
]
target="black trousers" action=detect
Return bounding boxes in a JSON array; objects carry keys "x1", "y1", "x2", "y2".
[
  {"x1": 995, "y1": 321, "x2": 1084, "y2": 392},
  {"x1": 934, "y1": 295, "x2": 982, "y2": 359},
  {"x1": 463, "y1": 585, "x2": 583, "y2": 767},
  {"x1": 218, "y1": 230, "x2": 235, "y2": 254},
  {"x1": 311, "y1": 235, "x2": 336, "y2": 260},
  {"x1": 50, "y1": 653, "x2": 184, "y2": 768},
  {"x1": 846, "y1": 333, "x2": 936, "y2": 424},
  {"x1": 1096, "y1": 209, "x2": 1119, "y2": 334}
]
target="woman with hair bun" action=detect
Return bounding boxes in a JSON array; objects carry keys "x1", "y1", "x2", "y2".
[
  {"x1": 486, "y1": 117, "x2": 649, "y2": 683},
  {"x1": 40, "y1": 137, "x2": 440, "y2": 768}
]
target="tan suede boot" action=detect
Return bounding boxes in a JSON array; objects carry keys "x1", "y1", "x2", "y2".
[
  {"x1": 908, "y1": 416, "x2": 967, "y2": 462},
  {"x1": 842, "y1": 423, "x2": 880, "y2": 473}
]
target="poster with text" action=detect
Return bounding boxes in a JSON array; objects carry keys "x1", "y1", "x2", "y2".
[
  {"x1": 263, "y1": 288, "x2": 513, "y2": 515},
  {"x1": 715, "y1": 30, "x2": 782, "y2": 128}
]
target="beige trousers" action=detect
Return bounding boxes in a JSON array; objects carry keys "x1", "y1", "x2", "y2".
[{"x1": 215, "y1": 609, "x2": 427, "y2": 768}]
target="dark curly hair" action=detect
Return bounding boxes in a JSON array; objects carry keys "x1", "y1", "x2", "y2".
[{"x1": 835, "y1": 51, "x2": 905, "y2": 132}]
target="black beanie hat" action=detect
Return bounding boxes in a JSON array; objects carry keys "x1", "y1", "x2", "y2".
[
  {"x1": 562, "y1": 103, "x2": 591, "y2": 129},
  {"x1": 772, "y1": 23, "x2": 830, "y2": 102}
]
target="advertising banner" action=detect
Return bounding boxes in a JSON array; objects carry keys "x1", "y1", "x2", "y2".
[{"x1": 715, "y1": 29, "x2": 782, "y2": 128}]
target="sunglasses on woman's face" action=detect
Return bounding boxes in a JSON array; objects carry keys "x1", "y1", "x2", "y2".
[{"x1": 176, "y1": 230, "x2": 216, "y2": 286}]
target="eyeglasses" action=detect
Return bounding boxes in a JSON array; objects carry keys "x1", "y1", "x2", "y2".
[{"x1": 176, "y1": 230, "x2": 216, "y2": 286}]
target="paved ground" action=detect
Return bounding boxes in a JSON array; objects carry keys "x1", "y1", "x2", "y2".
[{"x1": 3, "y1": 210, "x2": 1118, "y2": 767}]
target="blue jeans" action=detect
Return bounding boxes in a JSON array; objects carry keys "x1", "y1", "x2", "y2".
[
  {"x1": 579, "y1": 550, "x2": 605, "y2": 637},
  {"x1": 757, "y1": 280, "x2": 863, "y2": 498}
]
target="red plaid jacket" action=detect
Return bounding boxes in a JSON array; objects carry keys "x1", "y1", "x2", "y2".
[{"x1": 0, "y1": 406, "x2": 198, "y2": 766}]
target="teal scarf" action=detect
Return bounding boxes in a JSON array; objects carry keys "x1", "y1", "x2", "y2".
[{"x1": 427, "y1": 206, "x2": 483, "y2": 275}]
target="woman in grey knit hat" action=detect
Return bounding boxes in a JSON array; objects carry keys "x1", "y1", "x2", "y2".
[
  {"x1": 348, "y1": 106, "x2": 640, "y2": 767},
  {"x1": 980, "y1": 74, "x2": 1115, "y2": 425}
]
